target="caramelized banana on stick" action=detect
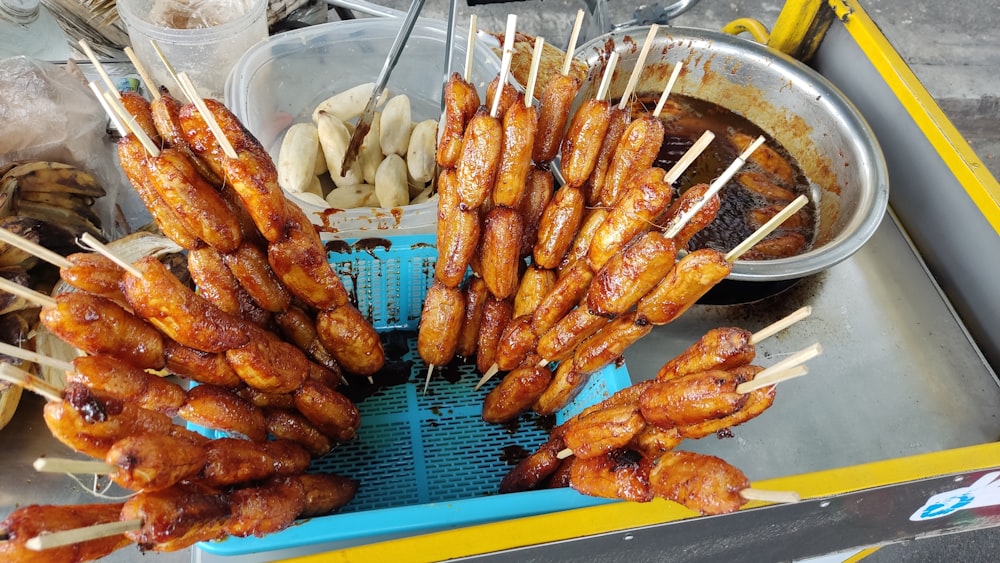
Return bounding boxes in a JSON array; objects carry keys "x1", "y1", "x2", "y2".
[
  {"x1": 437, "y1": 72, "x2": 482, "y2": 169},
  {"x1": 144, "y1": 147, "x2": 243, "y2": 253},
  {"x1": 0, "y1": 503, "x2": 131, "y2": 563},
  {"x1": 120, "y1": 255, "x2": 250, "y2": 354},
  {"x1": 40, "y1": 291, "x2": 166, "y2": 370},
  {"x1": 454, "y1": 108, "x2": 504, "y2": 209},
  {"x1": 434, "y1": 169, "x2": 481, "y2": 287},
  {"x1": 67, "y1": 355, "x2": 186, "y2": 417}
]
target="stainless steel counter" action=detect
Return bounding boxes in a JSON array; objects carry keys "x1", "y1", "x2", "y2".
[{"x1": 3, "y1": 205, "x2": 997, "y2": 562}]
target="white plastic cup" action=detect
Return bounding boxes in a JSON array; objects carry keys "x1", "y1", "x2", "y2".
[{"x1": 117, "y1": 0, "x2": 268, "y2": 100}]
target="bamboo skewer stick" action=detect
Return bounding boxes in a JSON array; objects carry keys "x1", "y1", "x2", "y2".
[
  {"x1": 25, "y1": 519, "x2": 143, "y2": 552},
  {"x1": 618, "y1": 25, "x2": 659, "y2": 111},
  {"x1": 662, "y1": 129, "x2": 714, "y2": 185},
  {"x1": 652, "y1": 63, "x2": 684, "y2": 117},
  {"x1": 725, "y1": 194, "x2": 808, "y2": 263},
  {"x1": 490, "y1": 14, "x2": 518, "y2": 119},
  {"x1": 524, "y1": 36, "x2": 544, "y2": 106},
  {"x1": 149, "y1": 40, "x2": 189, "y2": 104},
  {"x1": 561, "y1": 10, "x2": 585, "y2": 77},
  {"x1": 123, "y1": 46, "x2": 160, "y2": 100},
  {"x1": 78, "y1": 233, "x2": 143, "y2": 279},
  {"x1": 0, "y1": 276, "x2": 57, "y2": 308},
  {"x1": 0, "y1": 363, "x2": 62, "y2": 402},
  {"x1": 0, "y1": 342, "x2": 73, "y2": 372},
  {"x1": 33, "y1": 457, "x2": 115, "y2": 475},
  {"x1": 595, "y1": 51, "x2": 620, "y2": 102},
  {"x1": 77, "y1": 39, "x2": 119, "y2": 100},
  {"x1": 736, "y1": 364, "x2": 809, "y2": 394},
  {"x1": 176, "y1": 72, "x2": 238, "y2": 159},
  {"x1": 736, "y1": 343, "x2": 822, "y2": 394},
  {"x1": 0, "y1": 227, "x2": 72, "y2": 269},
  {"x1": 750, "y1": 306, "x2": 812, "y2": 344},
  {"x1": 88, "y1": 81, "x2": 127, "y2": 136},
  {"x1": 423, "y1": 364, "x2": 434, "y2": 395},
  {"x1": 98, "y1": 89, "x2": 160, "y2": 157},
  {"x1": 740, "y1": 488, "x2": 801, "y2": 504},
  {"x1": 463, "y1": 14, "x2": 477, "y2": 82},
  {"x1": 663, "y1": 135, "x2": 766, "y2": 239}
]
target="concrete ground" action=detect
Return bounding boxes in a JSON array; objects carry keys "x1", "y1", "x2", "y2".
[{"x1": 364, "y1": 0, "x2": 1000, "y2": 561}]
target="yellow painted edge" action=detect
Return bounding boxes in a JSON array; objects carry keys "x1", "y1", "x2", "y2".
[
  {"x1": 722, "y1": 17, "x2": 771, "y2": 44},
  {"x1": 279, "y1": 441, "x2": 1000, "y2": 563},
  {"x1": 847, "y1": 545, "x2": 884, "y2": 562},
  {"x1": 829, "y1": 0, "x2": 1000, "y2": 233},
  {"x1": 768, "y1": 0, "x2": 825, "y2": 56}
]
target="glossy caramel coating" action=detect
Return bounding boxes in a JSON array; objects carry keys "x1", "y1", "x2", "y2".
[
  {"x1": 587, "y1": 231, "x2": 679, "y2": 317},
  {"x1": 563, "y1": 405, "x2": 646, "y2": 459},
  {"x1": 267, "y1": 203, "x2": 349, "y2": 311},
  {"x1": 482, "y1": 365, "x2": 553, "y2": 423},
  {"x1": 493, "y1": 96, "x2": 538, "y2": 207},
  {"x1": 532, "y1": 73, "x2": 582, "y2": 164},
  {"x1": 227, "y1": 477, "x2": 305, "y2": 538},
  {"x1": 636, "y1": 249, "x2": 732, "y2": 326},
  {"x1": 105, "y1": 433, "x2": 208, "y2": 491},
  {"x1": 648, "y1": 450, "x2": 751, "y2": 515},
  {"x1": 559, "y1": 99, "x2": 612, "y2": 188},
  {"x1": 316, "y1": 303, "x2": 385, "y2": 377},
  {"x1": 178, "y1": 384, "x2": 267, "y2": 442},
  {"x1": 417, "y1": 281, "x2": 466, "y2": 366},
  {"x1": 588, "y1": 167, "x2": 674, "y2": 271},
  {"x1": 639, "y1": 370, "x2": 747, "y2": 429},
  {"x1": 0, "y1": 503, "x2": 131, "y2": 562},
  {"x1": 437, "y1": 73, "x2": 482, "y2": 169},
  {"x1": 600, "y1": 115, "x2": 665, "y2": 206},
  {"x1": 164, "y1": 339, "x2": 242, "y2": 388},
  {"x1": 69, "y1": 354, "x2": 186, "y2": 416},
  {"x1": 481, "y1": 206, "x2": 525, "y2": 299},
  {"x1": 144, "y1": 147, "x2": 243, "y2": 253},
  {"x1": 573, "y1": 312, "x2": 653, "y2": 374},
  {"x1": 41, "y1": 291, "x2": 166, "y2": 370},
  {"x1": 292, "y1": 378, "x2": 360, "y2": 442},
  {"x1": 656, "y1": 327, "x2": 754, "y2": 381},
  {"x1": 455, "y1": 276, "x2": 489, "y2": 359},
  {"x1": 121, "y1": 256, "x2": 249, "y2": 353},
  {"x1": 533, "y1": 184, "x2": 585, "y2": 270},
  {"x1": 569, "y1": 449, "x2": 653, "y2": 502},
  {"x1": 455, "y1": 108, "x2": 503, "y2": 208}
]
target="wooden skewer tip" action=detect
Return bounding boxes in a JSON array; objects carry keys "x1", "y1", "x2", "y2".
[
  {"x1": 78, "y1": 233, "x2": 144, "y2": 279},
  {"x1": 25, "y1": 519, "x2": 143, "y2": 551},
  {"x1": 473, "y1": 365, "x2": 499, "y2": 391},
  {"x1": 422, "y1": 364, "x2": 434, "y2": 394},
  {"x1": 562, "y1": 9, "x2": 585, "y2": 77},
  {"x1": 740, "y1": 488, "x2": 801, "y2": 504},
  {"x1": 0, "y1": 227, "x2": 73, "y2": 269}
]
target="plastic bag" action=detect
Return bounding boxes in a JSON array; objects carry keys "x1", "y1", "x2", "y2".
[{"x1": 0, "y1": 56, "x2": 134, "y2": 237}]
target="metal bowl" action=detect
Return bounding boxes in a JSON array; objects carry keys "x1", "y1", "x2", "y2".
[{"x1": 575, "y1": 26, "x2": 889, "y2": 281}]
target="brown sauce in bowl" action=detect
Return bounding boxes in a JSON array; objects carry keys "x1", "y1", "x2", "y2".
[{"x1": 628, "y1": 94, "x2": 817, "y2": 260}]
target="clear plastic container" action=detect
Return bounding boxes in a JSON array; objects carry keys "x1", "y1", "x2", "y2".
[
  {"x1": 117, "y1": 0, "x2": 268, "y2": 100},
  {"x1": 224, "y1": 18, "x2": 504, "y2": 238},
  {"x1": 0, "y1": 0, "x2": 70, "y2": 60}
]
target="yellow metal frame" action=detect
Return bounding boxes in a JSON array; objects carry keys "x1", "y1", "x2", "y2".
[
  {"x1": 279, "y1": 2, "x2": 1000, "y2": 561},
  {"x1": 281, "y1": 442, "x2": 1000, "y2": 562}
]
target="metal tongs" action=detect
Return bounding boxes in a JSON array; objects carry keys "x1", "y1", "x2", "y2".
[{"x1": 341, "y1": 0, "x2": 428, "y2": 170}]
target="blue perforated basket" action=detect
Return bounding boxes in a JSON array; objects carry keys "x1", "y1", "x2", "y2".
[{"x1": 196, "y1": 234, "x2": 631, "y2": 556}]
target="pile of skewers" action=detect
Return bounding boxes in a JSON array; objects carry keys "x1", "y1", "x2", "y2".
[
  {"x1": 500, "y1": 312, "x2": 818, "y2": 514},
  {"x1": 0, "y1": 40, "x2": 391, "y2": 560},
  {"x1": 0, "y1": 13, "x2": 825, "y2": 558},
  {"x1": 417, "y1": 15, "x2": 809, "y2": 422}
]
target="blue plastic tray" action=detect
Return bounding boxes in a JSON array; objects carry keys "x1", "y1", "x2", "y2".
[{"x1": 196, "y1": 234, "x2": 631, "y2": 556}]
